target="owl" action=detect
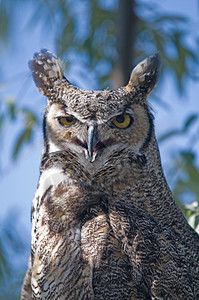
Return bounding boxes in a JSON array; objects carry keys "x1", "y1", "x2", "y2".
[{"x1": 21, "y1": 49, "x2": 199, "y2": 299}]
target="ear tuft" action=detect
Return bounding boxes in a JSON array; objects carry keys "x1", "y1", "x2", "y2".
[
  {"x1": 29, "y1": 49, "x2": 65, "y2": 96},
  {"x1": 126, "y1": 53, "x2": 161, "y2": 97}
]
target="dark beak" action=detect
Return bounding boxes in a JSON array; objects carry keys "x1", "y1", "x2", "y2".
[{"x1": 87, "y1": 123, "x2": 98, "y2": 162}]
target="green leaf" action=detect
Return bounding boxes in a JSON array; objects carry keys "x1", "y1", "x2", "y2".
[
  {"x1": 154, "y1": 15, "x2": 188, "y2": 23},
  {"x1": 183, "y1": 114, "x2": 198, "y2": 129},
  {"x1": 0, "y1": 114, "x2": 5, "y2": 132},
  {"x1": 21, "y1": 108, "x2": 39, "y2": 125},
  {"x1": 0, "y1": 2, "x2": 10, "y2": 41},
  {"x1": 180, "y1": 151, "x2": 195, "y2": 164},
  {"x1": 7, "y1": 100, "x2": 17, "y2": 120},
  {"x1": 13, "y1": 127, "x2": 32, "y2": 160},
  {"x1": 158, "y1": 129, "x2": 182, "y2": 142}
]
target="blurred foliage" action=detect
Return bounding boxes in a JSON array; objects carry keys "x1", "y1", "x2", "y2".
[
  {"x1": 159, "y1": 114, "x2": 199, "y2": 142},
  {"x1": 0, "y1": 0, "x2": 198, "y2": 164},
  {"x1": 0, "y1": 99, "x2": 39, "y2": 164},
  {"x1": 172, "y1": 151, "x2": 199, "y2": 233},
  {"x1": 0, "y1": 215, "x2": 27, "y2": 299},
  {"x1": 0, "y1": 0, "x2": 199, "y2": 298},
  {"x1": 160, "y1": 113, "x2": 199, "y2": 233},
  {"x1": 13, "y1": 0, "x2": 198, "y2": 90}
]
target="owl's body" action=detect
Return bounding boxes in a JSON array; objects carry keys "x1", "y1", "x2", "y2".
[{"x1": 22, "y1": 50, "x2": 199, "y2": 299}]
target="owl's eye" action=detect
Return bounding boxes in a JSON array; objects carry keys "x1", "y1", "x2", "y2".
[
  {"x1": 112, "y1": 114, "x2": 132, "y2": 129},
  {"x1": 58, "y1": 115, "x2": 76, "y2": 127}
]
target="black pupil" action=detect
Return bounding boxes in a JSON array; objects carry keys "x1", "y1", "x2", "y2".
[
  {"x1": 116, "y1": 115, "x2": 125, "y2": 123},
  {"x1": 66, "y1": 116, "x2": 74, "y2": 122}
]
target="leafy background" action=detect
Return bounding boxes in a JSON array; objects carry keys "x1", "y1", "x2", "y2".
[{"x1": 1, "y1": 0, "x2": 199, "y2": 298}]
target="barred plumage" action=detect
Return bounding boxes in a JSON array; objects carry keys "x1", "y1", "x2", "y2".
[{"x1": 21, "y1": 49, "x2": 199, "y2": 299}]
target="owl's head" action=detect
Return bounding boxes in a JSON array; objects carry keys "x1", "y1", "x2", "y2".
[{"x1": 30, "y1": 49, "x2": 160, "y2": 171}]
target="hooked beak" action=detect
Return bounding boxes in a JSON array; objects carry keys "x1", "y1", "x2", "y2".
[
  {"x1": 73, "y1": 123, "x2": 116, "y2": 163},
  {"x1": 87, "y1": 123, "x2": 98, "y2": 162}
]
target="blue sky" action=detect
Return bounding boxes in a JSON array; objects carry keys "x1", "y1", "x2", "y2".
[{"x1": 1, "y1": 0, "x2": 199, "y2": 259}]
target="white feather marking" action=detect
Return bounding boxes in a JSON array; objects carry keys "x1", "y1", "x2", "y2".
[{"x1": 36, "y1": 167, "x2": 66, "y2": 201}]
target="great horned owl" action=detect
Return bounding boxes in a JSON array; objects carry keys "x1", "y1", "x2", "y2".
[{"x1": 21, "y1": 49, "x2": 199, "y2": 299}]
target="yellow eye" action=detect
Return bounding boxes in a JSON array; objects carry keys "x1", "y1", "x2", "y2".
[
  {"x1": 58, "y1": 115, "x2": 75, "y2": 127},
  {"x1": 112, "y1": 114, "x2": 132, "y2": 129}
]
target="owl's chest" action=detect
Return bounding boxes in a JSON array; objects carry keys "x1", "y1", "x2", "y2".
[
  {"x1": 81, "y1": 209, "x2": 110, "y2": 265},
  {"x1": 31, "y1": 169, "x2": 135, "y2": 296},
  {"x1": 80, "y1": 210, "x2": 134, "y2": 299}
]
